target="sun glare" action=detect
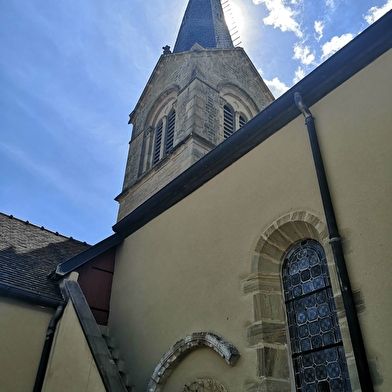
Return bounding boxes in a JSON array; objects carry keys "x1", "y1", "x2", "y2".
[{"x1": 222, "y1": 0, "x2": 245, "y2": 46}]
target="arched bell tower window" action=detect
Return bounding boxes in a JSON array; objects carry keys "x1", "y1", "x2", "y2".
[
  {"x1": 152, "y1": 109, "x2": 176, "y2": 165},
  {"x1": 220, "y1": 83, "x2": 256, "y2": 141},
  {"x1": 223, "y1": 104, "x2": 235, "y2": 139},
  {"x1": 283, "y1": 239, "x2": 352, "y2": 392},
  {"x1": 223, "y1": 105, "x2": 247, "y2": 139},
  {"x1": 153, "y1": 121, "x2": 164, "y2": 165},
  {"x1": 239, "y1": 114, "x2": 247, "y2": 129},
  {"x1": 165, "y1": 109, "x2": 175, "y2": 154}
]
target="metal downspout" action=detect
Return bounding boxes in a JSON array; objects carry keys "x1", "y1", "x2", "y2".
[
  {"x1": 294, "y1": 92, "x2": 374, "y2": 391},
  {"x1": 33, "y1": 304, "x2": 65, "y2": 392}
]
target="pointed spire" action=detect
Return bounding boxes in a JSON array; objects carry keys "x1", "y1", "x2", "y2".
[{"x1": 173, "y1": 0, "x2": 234, "y2": 53}]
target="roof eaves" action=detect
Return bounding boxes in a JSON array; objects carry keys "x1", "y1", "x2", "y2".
[
  {"x1": 113, "y1": 11, "x2": 392, "y2": 238},
  {"x1": 0, "y1": 282, "x2": 66, "y2": 309},
  {"x1": 51, "y1": 233, "x2": 124, "y2": 279}
]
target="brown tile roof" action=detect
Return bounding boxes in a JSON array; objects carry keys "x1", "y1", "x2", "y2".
[{"x1": 0, "y1": 212, "x2": 91, "y2": 300}]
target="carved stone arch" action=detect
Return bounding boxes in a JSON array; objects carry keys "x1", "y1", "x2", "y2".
[
  {"x1": 145, "y1": 86, "x2": 180, "y2": 129},
  {"x1": 146, "y1": 332, "x2": 240, "y2": 392},
  {"x1": 242, "y1": 211, "x2": 340, "y2": 391},
  {"x1": 251, "y1": 211, "x2": 329, "y2": 274},
  {"x1": 242, "y1": 211, "x2": 358, "y2": 391},
  {"x1": 139, "y1": 86, "x2": 180, "y2": 173},
  {"x1": 218, "y1": 82, "x2": 260, "y2": 118}
]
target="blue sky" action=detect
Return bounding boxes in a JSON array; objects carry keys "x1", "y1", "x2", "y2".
[{"x1": 0, "y1": 0, "x2": 391, "y2": 244}]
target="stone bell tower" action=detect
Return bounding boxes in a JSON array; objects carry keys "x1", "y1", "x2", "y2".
[{"x1": 116, "y1": 0, "x2": 274, "y2": 220}]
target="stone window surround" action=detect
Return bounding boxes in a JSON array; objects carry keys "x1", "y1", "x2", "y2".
[
  {"x1": 219, "y1": 83, "x2": 257, "y2": 142},
  {"x1": 242, "y1": 211, "x2": 360, "y2": 392},
  {"x1": 140, "y1": 90, "x2": 178, "y2": 174},
  {"x1": 219, "y1": 97, "x2": 248, "y2": 141},
  {"x1": 152, "y1": 109, "x2": 176, "y2": 165}
]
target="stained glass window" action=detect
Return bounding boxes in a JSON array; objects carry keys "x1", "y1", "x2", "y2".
[{"x1": 283, "y1": 240, "x2": 352, "y2": 392}]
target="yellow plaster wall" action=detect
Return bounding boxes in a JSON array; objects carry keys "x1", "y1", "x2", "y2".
[
  {"x1": 110, "y1": 49, "x2": 392, "y2": 391},
  {"x1": 0, "y1": 297, "x2": 53, "y2": 392},
  {"x1": 42, "y1": 300, "x2": 106, "y2": 392},
  {"x1": 308, "y1": 48, "x2": 392, "y2": 390},
  {"x1": 112, "y1": 118, "x2": 320, "y2": 392}
]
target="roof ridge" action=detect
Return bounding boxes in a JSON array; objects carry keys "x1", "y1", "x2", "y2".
[{"x1": 0, "y1": 212, "x2": 89, "y2": 245}]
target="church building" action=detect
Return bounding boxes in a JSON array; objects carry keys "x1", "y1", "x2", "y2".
[
  {"x1": 116, "y1": 0, "x2": 273, "y2": 218},
  {"x1": 1, "y1": 1, "x2": 391, "y2": 392}
]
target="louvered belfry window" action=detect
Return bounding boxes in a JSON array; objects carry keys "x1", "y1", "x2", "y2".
[
  {"x1": 153, "y1": 110, "x2": 176, "y2": 165},
  {"x1": 165, "y1": 110, "x2": 175, "y2": 154},
  {"x1": 239, "y1": 115, "x2": 247, "y2": 129},
  {"x1": 153, "y1": 121, "x2": 163, "y2": 164},
  {"x1": 223, "y1": 105, "x2": 247, "y2": 139},
  {"x1": 283, "y1": 240, "x2": 352, "y2": 392},
  {"x1": 223, "y1": 104, "x2": 235, "y2": 139}
]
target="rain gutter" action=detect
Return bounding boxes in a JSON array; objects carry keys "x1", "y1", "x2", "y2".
[
  {"x1": 294, "y1": 92, "x2": 374, "y2": 391},
  {"x1": 33, "y1": 304, "x2": 65, "y2": 392},
  {"x1": 0, "y1": 282, "x2": 65, "y2": 309}
]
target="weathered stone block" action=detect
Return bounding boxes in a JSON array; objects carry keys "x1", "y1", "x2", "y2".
[
  {"x1": 257, "y1": 347, "x2": 290, "y2": 379},
  {"x1": 182, "y1": 379, "x2": 227, "y2": 392},
  {"x1": 247, "y1": 320, "x2": 287, "y2": 346},
  {"x1": 247, "y1": 379, "x2": 291, "y2": 392},
  {"x1": 253, "y1": 293, "x2": 285, "y2": 322},
  {"x1": 266, "y1": 229, "x2": 291, "y2": 252},
  {"x1": 260, "y1": 242, "x2": 284, "y2": 263},
  {"x1": 277, "y1": 224, "x2": 304, "y2": 247},
  {"x1": 254, "y1": 254, "x2": 280, "y2": 275},
  {"x1": 243, "y1": 273, "x2": 280, "y2": 295}
]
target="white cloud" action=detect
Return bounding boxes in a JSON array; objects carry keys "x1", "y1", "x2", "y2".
[
  {"x1": 326, "y1": 0, "x2": 336, "y2": 10},
  {"x1": 314, "y1": 21, "x2": 324, "y2": 41},
  {"x1": 258, "y1": 68, "x2": 290, "y2": 97},
  {"x1": 293, "y1": 43, "x2": 316, "y2": 65},
  {"x1": 265, "y1": 77, "x2": 290, "y2": 97},
  {"x1": 293, "y1": 66, "x2": 305, "y2": 83},
  {"x1": 253, "y1": 0, "x2": 303, "y2": 37},
  {"x1": 364, "y1": 0, "x2": 392, "y2": 24},
  {"x1": 321, "y1": 33, "x2": 354, "y2": 59}
]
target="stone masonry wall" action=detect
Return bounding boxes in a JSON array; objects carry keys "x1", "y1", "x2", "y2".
[{"x1": 118, "y1": 48, "x2": 274, "y2": 220}]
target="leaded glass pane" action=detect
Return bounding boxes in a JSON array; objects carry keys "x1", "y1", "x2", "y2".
[{"x1": 283, "y1": 240, "x2": 351, "y2": 392}]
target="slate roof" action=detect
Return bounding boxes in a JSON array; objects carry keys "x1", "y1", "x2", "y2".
[
  {"x1": 173, "y1": 0, "x2": 233, "y2": 53},
  {"x1": 0, "y1": 212, "x2": 91, "y2": 300}
]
